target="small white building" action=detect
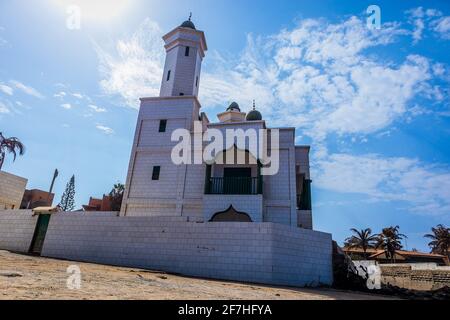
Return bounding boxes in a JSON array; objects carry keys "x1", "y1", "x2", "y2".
[
  {"x1": 0, "y1": 171, "x2": 27, "y2": 210},
  {"x1": 120, "y1": 18, "x2": 313, "y2": 230}
]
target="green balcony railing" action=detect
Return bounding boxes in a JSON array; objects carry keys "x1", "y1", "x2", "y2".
[{"x1": 205, "y1": 177, "x2": 262, "y2": 195}]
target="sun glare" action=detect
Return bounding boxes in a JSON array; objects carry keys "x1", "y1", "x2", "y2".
[{"x1": 52, "y1": 0, "x2": 135, "y2": 22}]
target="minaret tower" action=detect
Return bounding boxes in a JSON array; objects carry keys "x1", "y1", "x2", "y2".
[{"x1": 160, "y1": 14, "x2": 208, "y2": 97}]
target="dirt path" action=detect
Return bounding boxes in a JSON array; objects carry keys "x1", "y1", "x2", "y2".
[{"x1": 0, "y1": 250, "x2": 394, "y2": 300}]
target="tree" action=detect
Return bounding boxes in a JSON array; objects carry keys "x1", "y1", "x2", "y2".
[
  {"x1": 376, "y1": 226, "x2": 407, "y2": 263},
  {"x1": 109, "y1": 183, "x2": 125, "y2": 212},
  {"x1": 58, "y1": 175, "x2": 76, "y2": 212},
  {"x1": 344, "y1": 228, "x2": 378, "y2": 259},
  {"x1": 425, "y1": 224, "x2": 449, "y2": 257},
  {"x1": 0, "y1": 132, "x2": 25, "y2": 170}
]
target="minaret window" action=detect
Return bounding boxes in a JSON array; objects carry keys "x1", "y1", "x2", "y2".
[
  {"x1": 185, "y1": 46, "x2": 190, "y2": 56},
  {"x1": 196, "y1": 76, "x2": 199, "y2": 87},
  {"x1": 166, "y1": 70, "x2": 171, "y2": 81},
  {"x1": 159, "y1": 120, "x2": 167, "y2": 133},
  {"x1": 152, "y1": 166, "x2": 161, "y2": 181}
]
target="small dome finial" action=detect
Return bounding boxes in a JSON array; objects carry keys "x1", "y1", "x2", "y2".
[
  {"x1": 227, "y1": 102, "x2": 241, "y2": 112},
  {"x1": 246, "y1": 100, "x2": 262, "y2": 121},
  {"x1": 189, "y1": 12, "x2": 192, "y2": 21}
]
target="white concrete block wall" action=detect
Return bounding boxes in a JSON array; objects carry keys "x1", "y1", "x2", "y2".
[
  {"x1": 172, "y1": 46, "x2": 198, "y2": 96},
  {"x1": 160, "y1": 28, "x2": 205, "y2": 97},
  {"x1": 183, "y1": 164, "x2": 205, "y2": 200},
  {"x1": 271, "y1": 225, "x2": 332, "y2": 285},
  {"x1": 295, "y1": 147, "x2": 311, "y2": 179},
  {"x1": 138, "y1": 119, "x2": 187, "y2": 148},
  {"x1": 0, "y1": 210, "x2": 36, "y2": 253},
  {"x1": 298, "y1": 210, "x2": 313, "y2": 230},
  {"x1": 203, "y1": 195, "x2": 263, "y2": 222},
  {"x1": 121, "y1": 97, "x2": 205, "y2": 220},
  {"x1": 265, "y1": 206, "x2": 291, "y2": 225},
  {"x1": 0, "y1": 171, "x2": 27, "y2": 210},
  {"x1": 41, "y1": 215, "x2": 332, "y2": 287},
  {"x1": 128, "y1": 151, "x2": 179, "y2": 199},
  {"x1": 264, "y1": 149, "x2": 291, "y2": 201}
]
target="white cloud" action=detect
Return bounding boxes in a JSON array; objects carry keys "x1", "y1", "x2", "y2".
[
  {"x1": 201, "y1": 17, "x2": 431, "y2": 141},
  {"x1": 96, "y1": 124, "x2": 114, "y2": 135},
  {"x1": 95, "y1": 18, "x2": 164, "y2": 108},
  {"x1": 0, "y1": 27, "x2": 6, "y2": 46},
  {"x1": 10, "y1": 80, "x2": 45, "y2": 99},
  {"x1": 432, "y1": 16, "x2": 450, "y2": 39},
  {"x1": 61, "y1": 103, "x2": 72, "y2": 110},
  {"x1": 88, "y1": 104, "x2": 107, "y2": 113},
  {"x1": 54, "y1": 91, "x2": 67, "y2": 99},
  {"x1": 72, "y1": 92, "x2": 84, "y2": 99},
  {"x1": 406, "y1": 7, "x2": 429, "y2": 43},
  {"x1": 0, "y1": 101, "x2": 10, "y2": 114},
  {"x1": 95, "y1": 16, "x2": 442, "y2": 141},
  {"x1": 406, "y1": 7, "x2": 450, "y2": 42},
  {"x1": 0, "y1": 84, "x2": 13, "y2": 96},
  {"x1": 314, "y1": 153, "x2": 450, "y2": 216},
  {"x1": 93, "y1": 15, "x2": 450, "y2": 215}
]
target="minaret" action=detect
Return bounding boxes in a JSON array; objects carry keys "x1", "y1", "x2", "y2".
[{"x1": 160, "y1": 14, "x2": 208, "y2": 97}]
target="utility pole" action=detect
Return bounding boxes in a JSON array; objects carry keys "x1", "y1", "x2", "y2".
[{"x1": 47, "y1": 169, "x2": 58, "y2": 206}]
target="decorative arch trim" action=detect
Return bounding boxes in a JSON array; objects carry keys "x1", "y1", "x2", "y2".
[
  {"x1": 205, "y1": 144, "x2": 262, "y2": 166},
  {"x1": 209, "y1": 205, "x2": 252, "y2": 222}
]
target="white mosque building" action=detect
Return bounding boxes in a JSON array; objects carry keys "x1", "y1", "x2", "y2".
[
  {"x1": 0, "y1": 17, "x2": 333, "y2": 288},
  {"x1": 120, "y1": 17, "x2": 313, "y2": 230}
]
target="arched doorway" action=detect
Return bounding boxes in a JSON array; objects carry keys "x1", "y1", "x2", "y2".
[{"x1": 210, "y1": 205, "x2": 252, "y2": 222}]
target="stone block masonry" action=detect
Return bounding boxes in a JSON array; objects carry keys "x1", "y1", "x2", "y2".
[
  {"x1": 0, "y1": 171, "x2": 27, "y2": 210},
  {"x1": 0, "y1": 210, "x2": 37, "y2": 252},
  {"x1": 40, "y1": 214, "x2": 333, "y2": 287},
  {"x1": 380, "y1": 265, "x2": 450, "y2": 291}
]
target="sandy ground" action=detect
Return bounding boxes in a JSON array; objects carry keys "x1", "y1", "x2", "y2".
[{"x1": 0, "y1": 250, "x2": 394, "y2": 300}]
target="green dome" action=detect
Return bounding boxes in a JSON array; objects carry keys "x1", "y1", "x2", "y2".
[
  {"x1": 180, "y1": 20, "x2": 196, "y2": 30},
  {"x1": 227, "y1": 102, "x2": 241, "y2": 112},
  {"x1": 246, "y1": 110, "x2": 262, "y2": 121}
]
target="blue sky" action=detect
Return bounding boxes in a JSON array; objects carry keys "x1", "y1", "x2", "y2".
[{"x1": 1, "y1": 0, "x2": 449, "y2": 251}]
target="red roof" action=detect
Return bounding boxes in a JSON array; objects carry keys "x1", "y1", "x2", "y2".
[{"x1": 343, "y1": 247, "x2": 446, "y2": 259}]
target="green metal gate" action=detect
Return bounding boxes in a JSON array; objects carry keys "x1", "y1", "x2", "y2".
[{"x1": 29, "y1": 214, "x2": 51, "y2": 255}]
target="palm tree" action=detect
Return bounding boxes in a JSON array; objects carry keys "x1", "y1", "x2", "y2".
[
  {"x1": 344, "y1": 228, "x2": 378, "y2": 259},
  {"x1": 109, "y1": 183, "x2": 125, "y2": 212},
  {"x1": 425, "y1": 224, "x2": 449, "y2": 258},
  {"x1": 376, "y1": 226, "x2": 407, "y2": 263},
  {"x1": 0, "y1": 132, "x2": 25, "y2": 170}
]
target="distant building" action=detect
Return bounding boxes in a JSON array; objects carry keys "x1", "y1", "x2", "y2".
[
  {"x1": 0, "y1": 171, "x2": 27, "y2": 210},
  {"x1": 344, "y1": 247, "x2": 449, "y2": 266},
  {"x1": 20, "y1": 189, "x2": 54, "y2": 209},
  {"x1": 82, "y1": 195, "x2": 112, "y2": 212}
]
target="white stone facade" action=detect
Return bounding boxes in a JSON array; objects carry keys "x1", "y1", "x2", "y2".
[
  {"x1": 121, "y1": 21, "x2": 314, "y2": 231},
  {"x1": 0, "y1": 210, "x2": 36, "y2": 252},
  {"x1": 0, "y1": 171, "x2": 27, "y2": 210},
  {"x1": 0, "y1": 210, "x2": 332, "y2": 287},
  {"x1": 41, "y1": 214, "x2": 332, "y2": 287}
]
